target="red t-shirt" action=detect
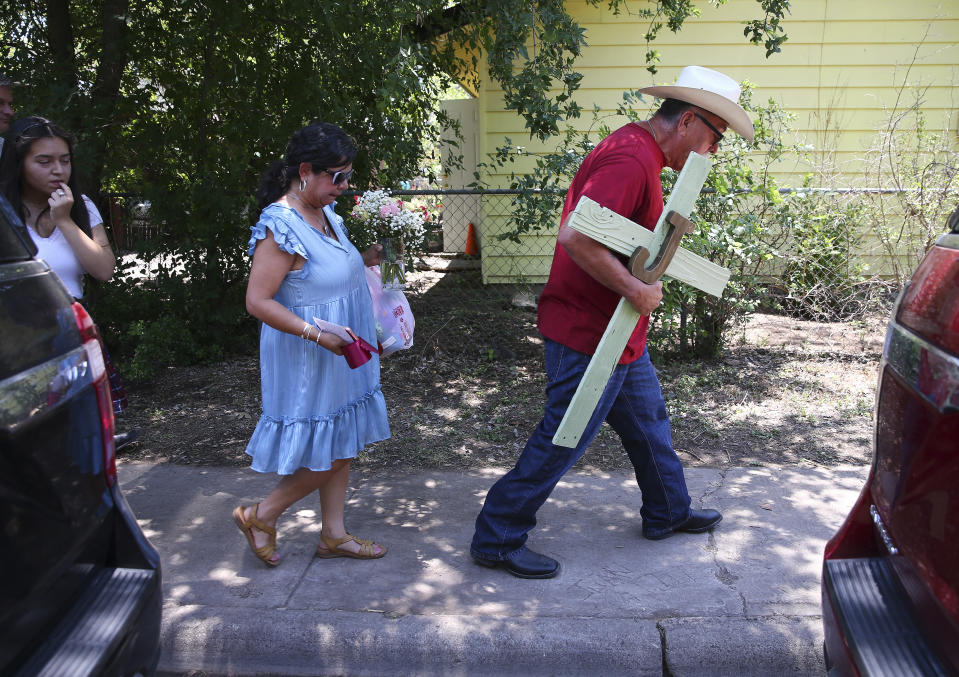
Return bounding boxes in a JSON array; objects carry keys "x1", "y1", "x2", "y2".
[{"x1": 537, "y1": 122, "x2": 665, "y2": 364}]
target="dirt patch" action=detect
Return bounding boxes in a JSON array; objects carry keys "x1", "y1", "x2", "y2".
[{"x1": 117, "y1": 270, "x2": 884, "y2": 471}]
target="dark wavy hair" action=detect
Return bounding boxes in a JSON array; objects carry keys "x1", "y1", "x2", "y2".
[
  {"x1": 0, "y1": 115, "x2": 92, "y2": 236},
  {"x1": 255, "y1": 122, "x2": 357, "y2": 212}
]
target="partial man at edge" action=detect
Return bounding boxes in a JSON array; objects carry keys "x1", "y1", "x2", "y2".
[{"x1": 0, "y1": 74, "x2": 15, "y2": 157}]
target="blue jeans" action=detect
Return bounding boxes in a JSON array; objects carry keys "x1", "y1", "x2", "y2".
[{"x1": 471, "y1": 339, "x2": 691, "y2": 560}]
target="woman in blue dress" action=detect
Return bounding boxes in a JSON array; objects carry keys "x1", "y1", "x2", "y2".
[{"x1": 233, "y1": 123, "x2": 389, "y2": 566}]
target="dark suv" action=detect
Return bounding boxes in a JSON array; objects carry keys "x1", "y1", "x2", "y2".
[
  {"x1": 0, "y1": 194, "x2": 162, "y2": 676},
  {"x1": 821, "y1": 208, "x2": 959, "y2": 675}
]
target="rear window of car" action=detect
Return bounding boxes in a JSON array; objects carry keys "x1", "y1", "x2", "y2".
[{"x1": 0, "y1": 195, "x2": 37, "y2": 263}]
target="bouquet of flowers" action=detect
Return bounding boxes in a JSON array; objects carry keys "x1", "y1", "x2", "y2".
[{"x1": 350, "y1": 189, "x2": 426, "y2": 289}]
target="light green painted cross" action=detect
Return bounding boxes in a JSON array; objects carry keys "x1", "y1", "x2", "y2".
[{"x1": 552, "y1": 152, "x2": 731, "y2": 448}]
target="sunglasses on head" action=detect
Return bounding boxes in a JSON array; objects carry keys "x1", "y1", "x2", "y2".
[
  {"x1": 14, "y1": 120, "x2": 54, "y2": 145},
  {"x1": 692, "y1": 112, "x2": 724, "y2": 147},
  {"x1": 322, "y1": 167, "x2": 354, "y2": 185}
]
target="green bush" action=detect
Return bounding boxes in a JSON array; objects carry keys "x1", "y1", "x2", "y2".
[
  {"x1": 89, "y1": 194, "x2": 256, "y2": 381},
  {"x1": 774, "y1": 191, "x2": 869, "y2": 321}
]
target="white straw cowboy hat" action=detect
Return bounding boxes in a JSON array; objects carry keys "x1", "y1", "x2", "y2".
[{"x1": 640, "y1": 65, "x2": 754, "y2": 142}]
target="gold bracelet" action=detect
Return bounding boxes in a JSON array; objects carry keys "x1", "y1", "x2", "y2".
[
  {"x1": 314, "y1": 325, "x2": 323, "y2": 345},
  {"x1": 301, "y1": 323, "x2": 311, "y2": 340}
]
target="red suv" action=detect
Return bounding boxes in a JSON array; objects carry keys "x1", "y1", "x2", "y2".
[{"x1": 821, "y1": 208, "x2": 959, "y2": 675}]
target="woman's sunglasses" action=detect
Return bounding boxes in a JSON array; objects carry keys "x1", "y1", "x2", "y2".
[{"x1": 322, "y1": 168, "x2": 354, "y2": 185}]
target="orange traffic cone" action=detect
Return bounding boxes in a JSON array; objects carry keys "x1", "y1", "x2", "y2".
[{"x1": 465, "y1": 222, "x2": 480, "y2": 256}]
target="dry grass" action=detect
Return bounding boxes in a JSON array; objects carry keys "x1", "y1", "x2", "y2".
[{"x1": 119, "y1": 269, "x2": 883, "y2": 471}]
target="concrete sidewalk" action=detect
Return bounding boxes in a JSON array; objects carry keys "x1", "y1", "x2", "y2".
[{"x1": 118, "y1": 461, "x2": 869, "y2": 676}]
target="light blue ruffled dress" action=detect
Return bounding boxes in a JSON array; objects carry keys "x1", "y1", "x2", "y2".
[{"x1": 244, "y1": 202, "x2": 390, "y2": 475}]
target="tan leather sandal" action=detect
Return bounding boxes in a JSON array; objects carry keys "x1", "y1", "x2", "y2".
[
  {"x1": 315, "y1": 533, "x2": 386, "y2": 560},
  {"x1": 233, "y1": 503, "x2": 279, "y2": 567}
]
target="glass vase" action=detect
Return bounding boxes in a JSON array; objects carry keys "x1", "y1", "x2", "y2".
[{"x1": 379, "y1": 237, "x2": 407, "y2": 290}]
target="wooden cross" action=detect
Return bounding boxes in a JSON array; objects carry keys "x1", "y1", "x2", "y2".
[{"x1": 551, "y1": 152, "x2": 731, "y2": 448}]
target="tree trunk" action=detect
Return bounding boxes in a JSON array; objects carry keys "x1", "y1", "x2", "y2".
[
  {"x1": 85, "y1": 0, "x2": 131, "y2": 198},
  {"x1": 45, "y1": 0, "x2": 80, "y2": 130}
]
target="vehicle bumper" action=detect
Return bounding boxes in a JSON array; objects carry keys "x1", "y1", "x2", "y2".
[{"x1": 821, "y1": 557, "x2": 949, "y2": 677}]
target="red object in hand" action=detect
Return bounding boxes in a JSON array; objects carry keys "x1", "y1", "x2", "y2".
[{"x1": 342, "y1": 329, "x2": 382, "y2": 369}]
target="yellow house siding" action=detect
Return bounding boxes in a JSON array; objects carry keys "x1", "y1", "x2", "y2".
[
  {"x1": 465, "y1": 0, "x2": 958, "y2": 282},
  {"x1": 479, "y1": 3, "x2": 957, "y2": 180}
]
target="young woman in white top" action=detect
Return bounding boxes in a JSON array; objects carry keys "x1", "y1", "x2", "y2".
[
  {"x1": 0, "y1": 115, "x2": 133, "y2": 425},
  {"x1": 0, "y1": 116, "x2": 115, "y2": 298}
]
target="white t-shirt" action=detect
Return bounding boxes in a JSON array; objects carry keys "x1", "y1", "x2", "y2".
[{"x1": 27, "y1": 195, "x2": 104, "y2": 298}]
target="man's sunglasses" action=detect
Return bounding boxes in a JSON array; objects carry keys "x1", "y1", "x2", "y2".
[
  {"x1": 322, "y1": 168, "x2": 354, "y2": 185},
  {"x1": 693, "y1": 112, "x2": 724, "y2": 147}
]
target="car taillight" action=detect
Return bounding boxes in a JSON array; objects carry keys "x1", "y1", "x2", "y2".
[
  {"x1": 897, "y1": 242, "x2": 959, "y2": 355},
  {"x1": 71, "y1": 302, "x2": 117, "y2": 487}
]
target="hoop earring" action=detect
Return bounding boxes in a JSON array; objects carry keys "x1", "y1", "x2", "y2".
[{"x1": 299, "y1": 177, "x2": 307, "y2": 192}]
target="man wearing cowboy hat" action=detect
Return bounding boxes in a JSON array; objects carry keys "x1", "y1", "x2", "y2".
[{"x1": 470, "y1": 66, "x2": 754, "y2": 579}]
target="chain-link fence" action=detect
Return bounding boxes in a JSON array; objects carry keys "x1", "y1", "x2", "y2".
[
  {"x1": 101, "y1": 189, "x2": 553, "y2": 276},
  {"x1": 391, "y1": 188, "x2": 923, "y2": 324},
  {"x1": 754, "y1": 187, "x2": 933, "y2": 323},
  {"x1": 385, "y1": 189, "x2": 553, "y2": 283},
  {"x1": 354, "y1": 190, "x2": 550, "y2": 338},
  {"x1": 101, "y1": 187, "x2": 946, "y2": 324}
]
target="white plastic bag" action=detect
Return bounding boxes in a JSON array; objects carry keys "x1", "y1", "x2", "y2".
[{"x1": 365, "y1": 266, "x2": 414, "y2": 356}]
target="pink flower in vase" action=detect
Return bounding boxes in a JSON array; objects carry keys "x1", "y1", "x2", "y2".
[{"x1": 378, "y1": 202, "x2": 401, "y2": 218}]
